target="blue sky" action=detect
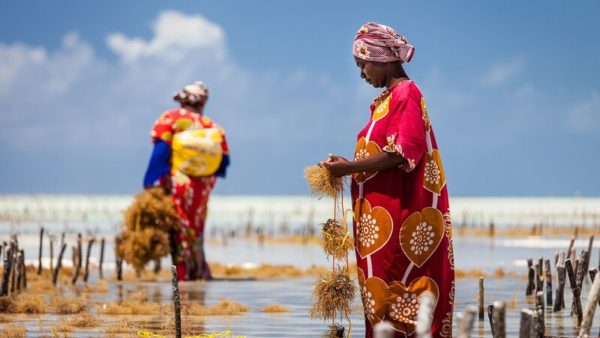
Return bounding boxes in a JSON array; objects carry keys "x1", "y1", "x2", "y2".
[{"x1": 1, "y1": 1, "x2": 599, "y2": 196}]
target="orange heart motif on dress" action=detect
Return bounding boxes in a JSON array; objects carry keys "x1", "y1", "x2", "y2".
[
  {"x1": 423, "y1": 149, "x2": 446, "y2": 194},
  {"x1": 399, "y1": 207, "x2": 445, "y2": 268},
  {"x1": 353, "y1": 137, "x2": 382, "y2": 183},
  {"x1": 357, "y1": 268, "x2": 388, "y2": 325},
  {"x1": 353, "y1": 198, "x2": 393, "y2": 259},
  {"x1": 386, "y1": 277, "x2": 440, "y2": 334}
]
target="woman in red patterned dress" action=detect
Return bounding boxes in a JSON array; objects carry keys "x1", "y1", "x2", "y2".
[
  {"x1": 323, "y1": 23, "x2": 454, "y2": 337},
  {"x1": 144, "y1": 81, "x2": 230, "y2": 281}
]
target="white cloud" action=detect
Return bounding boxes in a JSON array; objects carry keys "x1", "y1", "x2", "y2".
[
  {"x1": 480, "y1": 57, "x2": 526, "y2": 88},
  {"x1": 567, "y1": 91, "x2": 600, "y2": 134},
  {"x1": 106, "y1": 11, "x2": 226, "y2": 63}
]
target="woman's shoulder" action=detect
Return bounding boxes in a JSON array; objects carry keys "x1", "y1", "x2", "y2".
[{"x1": 391, "y1": 80, "x2": 423, "y2": 101}]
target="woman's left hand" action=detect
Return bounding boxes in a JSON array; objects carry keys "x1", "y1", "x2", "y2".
[{"x1": 321, "y1": 155, "x2": 353, "y2": 177}]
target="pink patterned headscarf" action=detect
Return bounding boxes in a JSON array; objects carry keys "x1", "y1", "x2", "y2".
[{"x1": 353, "y1": 22, "x2": 415, "y2": 63}]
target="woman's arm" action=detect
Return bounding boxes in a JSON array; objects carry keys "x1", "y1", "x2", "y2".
[{"x1": 322, "y1": 152, "x2": 406, "y2": 177}]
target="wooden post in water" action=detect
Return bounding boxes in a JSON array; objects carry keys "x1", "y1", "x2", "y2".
[
  {"x1": 544, "y1": 258, "x2": 553, "y2": 306},
  {"x1": 487, "y1": 304, "x2": 495, "y2": 337},
  {"x1": 526, "y1": 258, "x2": 535, "y2": 296},
  {"x1": 83, "y1": 237, "x2": 95, "y2": 283},
  {"x1": 478, "y1": 277, "x2": 485, "y2": 320},
  {"x1": 567, "y1": 236, "x2": 576, "y2": 262},
  {"x1": 554, "y1": 251, "x2": 566, "y2": 312},
  {"x1": 535, "y1": 258, "x2": 543, "y2": 293},
  {"x1": 573, "y1": 251, "x2": 588, "y2": 316},
  {"x1": 534, "y1": 291, "x2": 544, "y2": 337},
  {"x1": 98, "y1": 238, "x2": 105, "y2": 279},
  {"x1": 171, "y1": 266, "x2": 182, "y2": 338},
  {"x1": 52, "y1": 243, "x2": 67, "y2": 287},
  {"x1": 583, "y1": 236, "x2": 593, "y2": 281},
  {"x1": 37, "y1": 227, "x2": 44, "y2": 275},
  {"x1": 492, "y1": 301, "x2": 506, "y2": 338},
  {"x1": 456, "y1": 305, "x2": 477, "y2": 338},
  {"x1": 49, "y1": 236, "x2": 54, "y2": 272},
  {"x1": 72, "y1": 234, "x2": 83, "y2": 284},
  {"x1": 115, "y1": 236, "x2": 123, "y2": 281},
  {"x1": 566, "y1": 259, "x2": 583, "y2": 326},
  {"x1": 518, "y1": 309, "x2": 533, "y2": 338},
  {"x1": 1, "y1": 247, "x2": 12, "y2": 296},
  {"x1": 19, "y1": 249, "x2": 26, "y2": 289},
  {"x1": 578, "y1": 272, "x2": 600, "y2": 338},
  {"x1": 589, "y1": 268, "x2": 597, "y2": 285},
  {"x1": 416, "y1": 292, "x2": 434, "y2": 338},
  {"x1": 14, "y1": 250, "x2": 22, "y2": 292},
  {"x1": 9, "y1": 241, "x2": 17, "y2": 294},
  {"x1": 71, "y1": 245, "x2": 79, "y2": 284}
]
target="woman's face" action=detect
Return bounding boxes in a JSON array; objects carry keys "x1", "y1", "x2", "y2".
[{"x1": 355, "y1": 57, "x2": 388, "y2": 88}]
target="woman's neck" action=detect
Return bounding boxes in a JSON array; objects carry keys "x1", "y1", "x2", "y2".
[
  {"x1": 183, "y1": 105, "x2": 203, "y2": 115},
  {"x1": 386, "y1": 75, "x2": 410, "y2": 89}
]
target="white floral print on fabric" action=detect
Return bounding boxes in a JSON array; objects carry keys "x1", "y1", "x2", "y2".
[
  {"x1": 424, "y1": 159, "x2": 441, "y2": 185},
  {"x1": 358, "y1": 213, "x2": 380, "y2": 248},
  {"x1": 389, "y1": 292, "x2": 419, "y2": 324},
  {"x1": 360, "y1": 285, "x2": 377, "y2": 322},
  {"x1": 410, "y1": 222, "x2": 436, "y2": 256}
]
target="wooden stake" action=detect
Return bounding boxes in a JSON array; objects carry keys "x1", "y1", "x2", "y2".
[
  {"x1": 98, "y1": 237, "x2": 105, "y2": 279},
  {"x1": 487, "y1": 304, "x2": 495, "y2": 337},
  {"x1": 566, "y1": 259, "x2": 583, "y2": 326},
  {"x1": 573, "y1": 250, "x2": 588, "y2": 316},
  {"x1": 492, "y1": 301, "x2": 506, "y2": 338},
  {"x1": 544, "y1": 258, "x2": 553, "y2": 306},
  {"x1": 0, "y1": 247, "x2": 12, "y2": 296},
  {"x1": 52, "y1": 243, "x2": 67, "y2": 287},
  {"x1": 49, "y1": 236, "x2": 54, "y2": 272},
  {"x1": 554, "y1": 251, "x2": 566, "y2": 312},
  {"x1": 171, "y1": 266, "x2": 182, "y2": 338},
  {"x1": 526, "y1": 258, "x2": 535, "y2": 296},
  {"x1": 83, "y1": 237, "x2": 95, "y2": 282},
  {"x1": 518, "y1": 309, "x2": 533, "y2": 338},
  {"x1": 115, "y1": 236, "x2": 123, "y2": 281},
  {"x1": 478, "y1": 276, "x2": 485, "y2": 320},
  {"x1": 37, "y1": 227, "x2": 44, "y2": 275},
  {"x1": 583, "y1": 236, "x2": 594, "y2": 281},
  {"x1": 9, "y1": 241, "x2": 17, "y2": 294},
  {"x1": 534, "y1": 291, "x2": 544, "y2": 337},
  {"x1": 19, "y1": 249, "x2": 26, "y2": 290},
  {"x1": 578, "y1": 271, "x2": 600, "y2": 338},
  {"x1": 14, "y1": 251, "x2": 22, "y2": 292},
  {"x1": 535, "y1": 258, "x2": 543, "y2": 293},
  {"x1": 456, "y1": 305, "x2": 477, "y2": 338},
  {"x1": 71, "y1": 233, "x2": 83, "y2": 285},
  {"x1": 567, "y1": 236, "x2": 576, "y2": 262}
]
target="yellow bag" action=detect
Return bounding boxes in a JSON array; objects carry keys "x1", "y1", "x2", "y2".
[{"x1": 171, "y1": 128, "x2": 223, "y2": 177}]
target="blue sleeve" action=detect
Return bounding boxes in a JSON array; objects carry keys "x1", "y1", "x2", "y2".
[
  {"x1": 215, "y1": 155, "x2": 230, "y2": 178},
  {"x1": 143, "y1": 141, "x2": 171, "y2": 188}
]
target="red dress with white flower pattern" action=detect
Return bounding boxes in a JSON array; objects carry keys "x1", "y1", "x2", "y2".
[{"x1": 351, "y1": 81, "x2": 454, "y2": 337}]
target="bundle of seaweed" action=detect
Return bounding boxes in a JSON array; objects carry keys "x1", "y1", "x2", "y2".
[
  {"x1": 123, "y1": 187, "x2": 178, "y2": 233},
  {"x1": 309, "y1": 270, "x2": 356, "y2": 321},
  {"x1": 116, "y1": 228, "x2": 170, "y2": 273},
  {"x1": 321, "y1": 219, "x2": 353, "y2": 259},
  {"x1": 304, "y1": 165, "x2": 343, "y2": 198},
  {"x1": 117, "y1": 188, "x2": 177, "y2": 273},
  {"x1": 323, "y1": 323, "x2": 345, "y2": 338}
]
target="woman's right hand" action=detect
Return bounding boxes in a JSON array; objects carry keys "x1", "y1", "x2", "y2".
[{"x1": 321, "y1": 155, "x2": 353, "y2": 177}]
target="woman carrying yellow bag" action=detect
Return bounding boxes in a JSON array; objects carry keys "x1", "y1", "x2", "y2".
[{"x1": 144, "y1": 81, "x2": 230, "y2": 281}]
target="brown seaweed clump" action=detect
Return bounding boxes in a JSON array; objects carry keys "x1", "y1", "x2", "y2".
[
  {"x1": 123, "y1": 187, "x2": 178, "y2": 232},
  {"x1": 116, "y1": 228, "x2": 170, "y2": 273},
  {"x1": 304, "y1": 165, "x2": 343, "y2": 198},
  {"x1": 309, "y1": 271, "x2": 356, "y2": 321},
  {"x1": 321, "y1": 219, "x2": 353, "y2": 259},
  {"x1": 116, "y1": 187, "x2": 177, "y2": 274},
  {"x1": 261, "y1": 303, "x2": 289, "y2": 313}
]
